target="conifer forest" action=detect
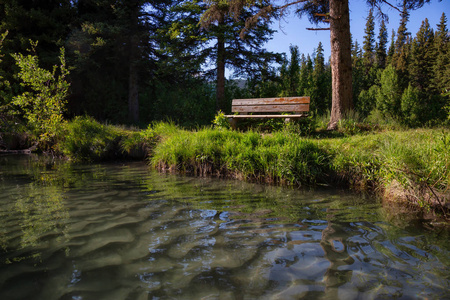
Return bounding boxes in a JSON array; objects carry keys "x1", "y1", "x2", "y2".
[{"x1": 0, "y1": 0, "x2": 448, "y2": 131}]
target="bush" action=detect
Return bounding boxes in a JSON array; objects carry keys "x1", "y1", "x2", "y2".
[
  {"x1": 212, "y1": 111, "x2": 230, "y2": 130},
  {"x1": 357, "y1": 85, "x2": 378, "y2": 118},
  {"x1": 401, "y1": 84, "x2": 421, "y2": 127},
  {"x1": 12, "y1": 43, "x2": 69, "y2": 145},
  {"x1": 376, "y1": 65, "x2": 402, "y2": 120}
]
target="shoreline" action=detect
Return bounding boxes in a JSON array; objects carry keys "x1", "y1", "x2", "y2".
[
  {"x1": 2, "y1": 120, "x2": 449, "y2": 222},
  {"x1": 148, "y1": 126, "x2": 449, "y2": 222},
  {"x1": 154, "y1": 159, "x2": 449, "y2": 223}
]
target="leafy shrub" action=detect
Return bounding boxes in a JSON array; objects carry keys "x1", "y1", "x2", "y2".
[
  {"x1": 12, "y1": 42, "x2": 69, "y2": 144},
  {"x1": 212, "y1": 111, "x2": 230, "y2": 130}
]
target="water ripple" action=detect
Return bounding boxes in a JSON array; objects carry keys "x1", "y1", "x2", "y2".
[{"x1": 0, "y1": 157, "x2": 448, "y2": 300}]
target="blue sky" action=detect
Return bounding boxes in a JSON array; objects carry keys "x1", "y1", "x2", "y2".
[{"x1": 264, "y1": 0, "x2": 449, "y2": 60}]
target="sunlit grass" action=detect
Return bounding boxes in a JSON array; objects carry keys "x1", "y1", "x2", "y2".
[{"x1": 55, "y1": 117, "x2": 449, "y2": 214}]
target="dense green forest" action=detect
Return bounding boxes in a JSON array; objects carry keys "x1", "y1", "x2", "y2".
[{"x1": 0, "y1": 0, "x2": 449, "y2": 139}]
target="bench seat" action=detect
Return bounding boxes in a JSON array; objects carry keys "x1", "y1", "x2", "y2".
[{"x1": 225, "y1": 96, "x2": 310, "y2": 128}]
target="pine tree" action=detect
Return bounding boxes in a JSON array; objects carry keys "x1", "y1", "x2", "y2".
[
  {"x1": 362, "y1": 9, "x2": 375, "y2": 68},
  {"x1": 386, "y1": 29, "x2": 396, "y2": 66},
  {"x1": 280, "y1": 45, "x2": 301, "y2": 97},
  {"x1": 352, "y1": 39, "x2": 364, "y2": 105},
  {"x1": 392, "y1": 0, "x2": 411, "y2": 73},
  {"x1": 395, "y1": 1, "x2": 410, "y2": 52},
  {"x1": 376, "y1": 19, "x2": 388, "y2": 69},
  {"x1": 311, "y1": 42, "x2": 330, "y2": 115},
  {"x1": 314, "y1": 42, "x2": 325, "y2": 75},
  {"x1": 433, "y1": 13, "x2": 450, "y2": 96},
  {"x1": 409, "y1": 18, "x2": 434, "y2": 93},
  {"x1": 200, "y1": 0, "x2": 279, "y2": 112},
  {"x1": 409, "y1": 18, "x2": 439, "y2": 122}
]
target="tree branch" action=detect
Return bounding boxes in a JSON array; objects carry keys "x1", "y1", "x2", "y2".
[
  {"x1": 274, "y1": 0, "x2": 310, "y2": 12},
  {"x1": 379, "y1": 0, "x2": 401, "y2": 13},
  {"x1": 306, "y1": 27, "x2": 330, "y2": 31}
]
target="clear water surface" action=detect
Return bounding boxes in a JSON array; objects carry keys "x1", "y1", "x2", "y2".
[{"x1": 0, "y1": 155, "x2": 448, "y2": 300}]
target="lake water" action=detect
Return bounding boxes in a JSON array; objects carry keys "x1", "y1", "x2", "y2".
[{"x1": 0, "y1": 155, "x2": 448, "y2": 300}]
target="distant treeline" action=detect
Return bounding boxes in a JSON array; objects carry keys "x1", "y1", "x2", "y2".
[{"x1": 0, "y1": 1, "x2": 449, "y2": 128}]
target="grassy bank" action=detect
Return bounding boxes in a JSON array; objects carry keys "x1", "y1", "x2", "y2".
[
  {"x1": 47, "y1": 117, "x2": 448, "y2": 218},
  {"x1": 149, "y1": 123, "x2": 449, "y2": 217}
]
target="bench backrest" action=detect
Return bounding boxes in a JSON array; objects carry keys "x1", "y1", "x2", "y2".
[{"x1": 231, "y1": 97, "x2": 310, "y2": 114}]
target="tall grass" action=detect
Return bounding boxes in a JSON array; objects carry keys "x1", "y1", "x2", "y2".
[
  {"x1": 56, "y1": 116, "x2": 156, "y2": 161},
  {"x1": 151, "y1": 123, "x2": 449, "y2": 214},
  {"x1": 151, "y1": 124, "x2": 332, "y2": 186},
  {"x1": 321, "y1": 129, "x2": 449, "y2": 214},
  {"x1": 54, "y1": 117, "x2": 448, "y2": 214}
]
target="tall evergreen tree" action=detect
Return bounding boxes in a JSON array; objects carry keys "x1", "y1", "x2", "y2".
[
  {"x1": 201, "y1": 0, "x2": 280, "y2": 112},
  {"x1": 298, "y1": 54, "x2": 313, "y2": 98},
  {"x1": 351, "y1": 38, "x2": 364, "y2": 104},
  {"x1": 280, "y1": 45, "x2": 301, "y2": 97},
  {"x1": 409, "y1": 17, "x2": 447, "y2": 123},
  {"x1": 376, "y1": 19, "x2": 388, "y2": 69},
  {"x1": 67, "y1": 0, "x2": 161, "y2": 123},
  {"x1": 314, "y1": 42, "x2": 325, "y2": 75},
  {"x1": 362, "y1": 8, "x2": 375, "y2": 68},
  {"x1": 409, "y1": 18, "x2": 434, "y2": 93},
  {"x1": 392, "y1": 0, "x2": 411, "y2": 73},
  {"x1": 386, "y1": 29, "x2": 396, "y2": 66},
  {"x1": 311, "y1": 42, "x2": 331, "y2": 115},
  {"x1": 433, "y1": 13, "x2": 450, "y2": 96},
  {"x1": 408, "y1": 17, "x2": 450, "y2": 124}
]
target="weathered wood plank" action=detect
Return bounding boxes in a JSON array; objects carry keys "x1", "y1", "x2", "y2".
[
  {"x1": 232, "y1": 97, "x2": 310, "y2": 106},
  {"x1": 226, "y1": 114, "x2": 308, "y2": 118},
  {"x1": 232, "y1": 104, "x2": 309, "y2": 113}
]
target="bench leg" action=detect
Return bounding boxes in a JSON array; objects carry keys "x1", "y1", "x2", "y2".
[{"x1": 228, "y1": 118, "x2": 238, "y2": 130}]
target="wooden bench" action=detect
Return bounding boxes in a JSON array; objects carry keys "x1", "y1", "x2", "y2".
[{"x1": 225, "y1": 96, "x2": 310, "y2": 129}]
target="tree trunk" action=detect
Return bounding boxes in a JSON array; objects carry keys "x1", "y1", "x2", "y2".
[
  {"x1": 128, "y1": 4, "x2": 140, "y2": 124},
  {"x1": 328, "y1": 0, "x2": 353, "y2": 130},
  {"x1": 128, "y1": 57, "x2": 139, "y2": 123},
  {"x1": 216, "y1": 23, "x2": 226, "y2": 112}
]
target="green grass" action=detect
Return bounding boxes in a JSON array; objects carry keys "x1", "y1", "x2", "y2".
[
  {"x1": 56, "y1": 116, "x2": 156, "y2": 162},
  {"x1": 325, "y1": 130, "x2": 449, "y2": 190},
  {"x1": 150, "y1": 123, "x2": 449, "y2": 214},
  {"x1": 150, "y1": 125, "x2": 332, "y2": 186},
  {"x1": 53, "y1": 118, "x2": 449, "y2": 215}
]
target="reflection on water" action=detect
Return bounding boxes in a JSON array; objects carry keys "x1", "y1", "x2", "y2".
[{"x1": 0, "y1": 155, "x2": 448, "y2": 299}]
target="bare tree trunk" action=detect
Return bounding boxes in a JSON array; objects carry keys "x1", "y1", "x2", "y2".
[
  {"x1": 216, "y1": 19, "x2": 226, "y2": 112},
  {"x1": 328, "y1": 0, "x2": 353, "y2": 130},
  {"x1": 128, "y1": 4, "x2": 140, "y2": 124},
  {"x1": 128, "y1": 57, "x2": 139, "y2": 123}
]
